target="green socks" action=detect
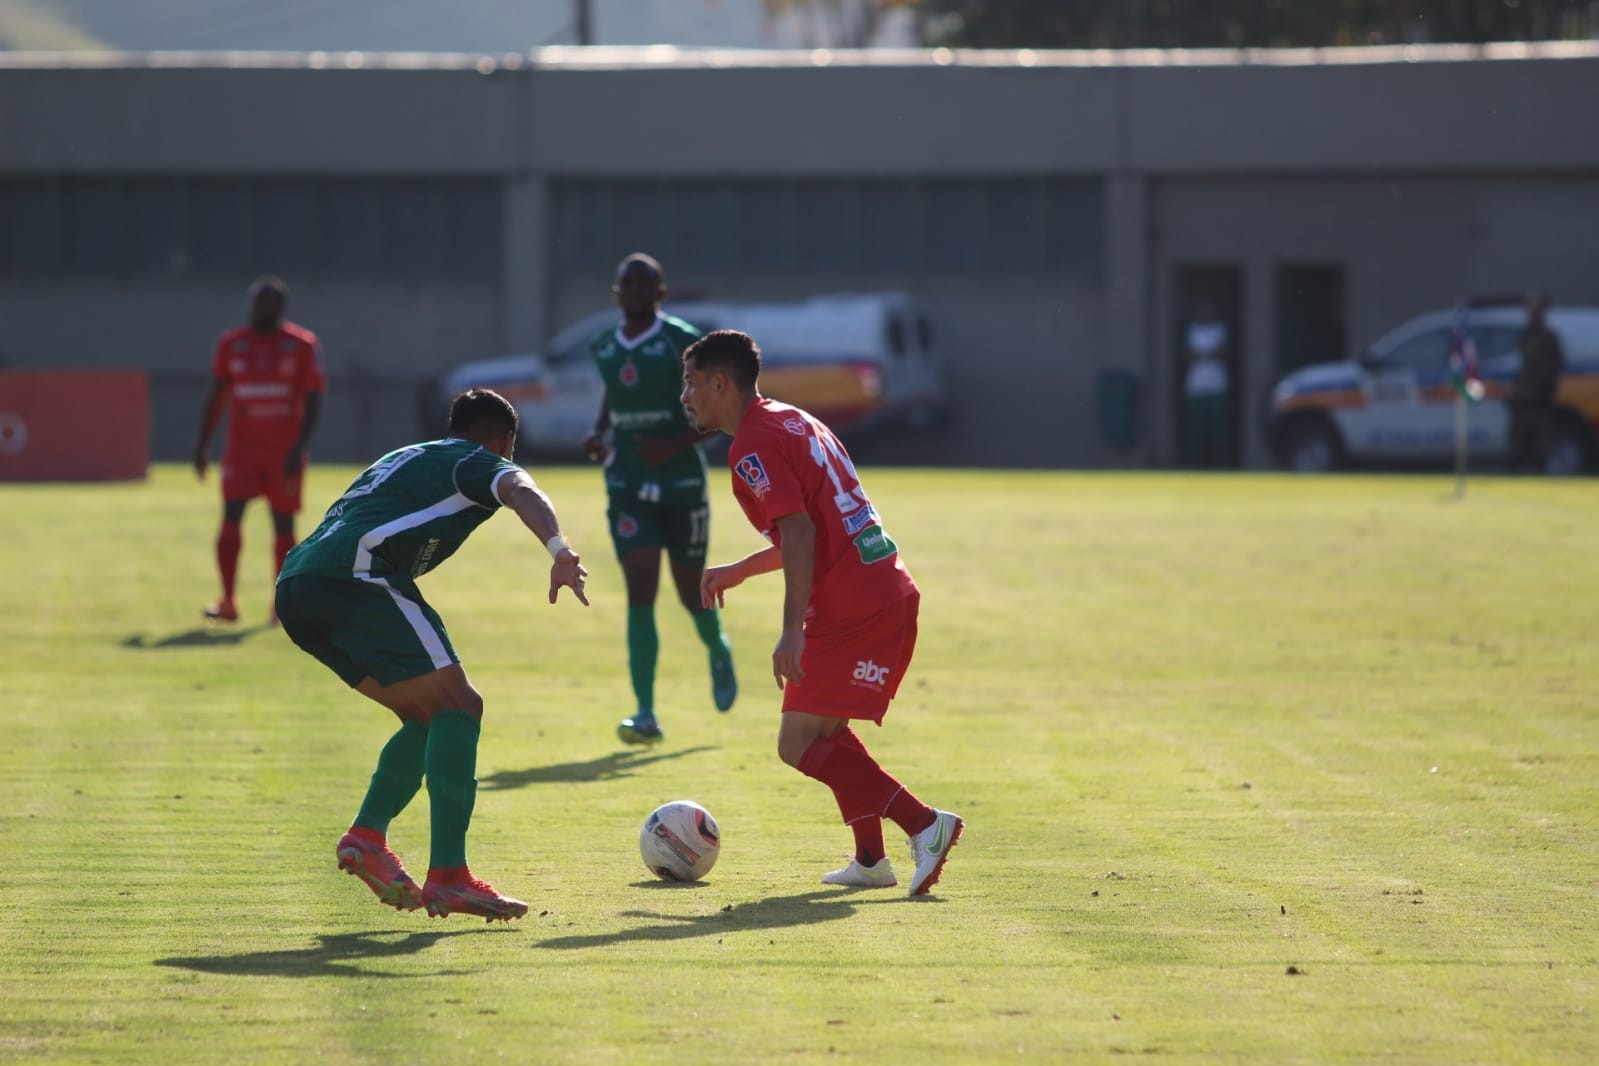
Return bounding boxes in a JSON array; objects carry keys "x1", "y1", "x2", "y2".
[
  {"x1": 627, "y1": 605, "x2": 659, "y2": 712},
  {"x1": 693, "y1": 606, "x2": 731, "y2": 660},
  {"x1": 424, "y1": 710, "x2": 480, "y2": 870},
  {"x1": 353, "y1": 720, "x2": 428, "y2": 834}
]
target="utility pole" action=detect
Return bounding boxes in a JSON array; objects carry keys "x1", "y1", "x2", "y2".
[{"x1": 574, "y1": 0, "x2": 593, "y2": 44}]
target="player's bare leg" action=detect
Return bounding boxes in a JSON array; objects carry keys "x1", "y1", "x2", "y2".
[{"x1": 204, "y1": 498, "x2": 248, "y2": 622}]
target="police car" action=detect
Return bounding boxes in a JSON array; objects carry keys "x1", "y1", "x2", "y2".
[
  {"x1": 434, "y1": 292, "x2": 949, "y2": 456},
  {"x1": 1268, "y1": 302, "x2": 1599, "y2": 474}
]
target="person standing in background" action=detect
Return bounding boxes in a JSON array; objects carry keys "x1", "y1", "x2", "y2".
[
  {"x1": 1508, "y1": 291, "x2": 1565, "y2": 474},
  {"x1": 193, "y1": 277, "x2": 325, "y2": 624},
  {"x1": 1182, "y1": 300, "x2": 1233, "y2": 469}
]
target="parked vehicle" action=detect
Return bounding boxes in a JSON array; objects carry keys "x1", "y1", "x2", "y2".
[
  {"x1": 1268, "y1": 302, "x2": 1599, "y2": 474},
  {"x1": 435, "y1": 292, "x2": 949, "y2": 456}
]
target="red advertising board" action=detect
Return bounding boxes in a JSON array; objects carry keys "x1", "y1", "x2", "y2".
[{"x1": 0, "y1": 371, "x2": 150, "y2": 481}]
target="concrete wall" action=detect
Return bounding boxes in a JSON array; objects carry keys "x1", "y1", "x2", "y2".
[{"x1": 2, "y1": 46, "x2": 1596, "y2": 467}]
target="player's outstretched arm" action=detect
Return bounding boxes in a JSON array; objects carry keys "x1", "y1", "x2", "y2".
[
  {"x1": 701, "y1": 545, "x2": 782, "y2": 608},
  {"x1": 497, "y1": 469, "x2": 589, "y2": 606}
]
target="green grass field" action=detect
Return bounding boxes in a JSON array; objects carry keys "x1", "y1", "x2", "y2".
[{"x1": 2, "y1": 465, "x2": 1597, "y2": 1064}]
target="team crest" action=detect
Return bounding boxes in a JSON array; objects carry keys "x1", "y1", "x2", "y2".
[
  {"x1": 735, "y1": 453, "x2": 771, "y2": 497},
  {"x1": 279, "y1": 338, "x2": 298, "y2": 352},
  {"x1": 783, "y1": 418, "x2": 808, "y2": 436},
  {"x1": 619, "y1": 361, "x2": 640, "y2": 387},
  {"x1": 616, "y1": 512, "x2": 640, "y2": 538}
]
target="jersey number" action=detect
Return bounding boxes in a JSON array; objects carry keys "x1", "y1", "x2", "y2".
[
  {"x1": 340, "y1": 446, "x2": 424, "y2": 502},
  {"x1": 808, "y1": 430, "x2": 869, "y2": 516}
]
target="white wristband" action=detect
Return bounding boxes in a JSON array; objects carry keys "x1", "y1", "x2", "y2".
[{"x1": 545, "y1": 534, "x2": 572, "y2": 560}]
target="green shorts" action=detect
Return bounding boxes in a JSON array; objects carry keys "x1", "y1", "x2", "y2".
[
  {"x1": 606, "y1": 492, "x2": 710, "y2": 568},
  {"x1": 275, "y1": 573, "x2": 460, "y2": 688}
]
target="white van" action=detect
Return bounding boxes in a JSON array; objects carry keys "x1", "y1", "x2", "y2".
[
  {"x1": 436, "y1": 292, "x2": 949, "y2": 455},
  {"x1": 1268, "y1": 303, "x2": 1599, "y2": 474}
]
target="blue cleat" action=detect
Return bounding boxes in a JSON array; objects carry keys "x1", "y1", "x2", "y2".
[
  {"x1": 710, "y1": 652, "x2": 737, "y2": 713},
  {"x1": 617, "y1": 711, "x2": 664, "y2": 746}
]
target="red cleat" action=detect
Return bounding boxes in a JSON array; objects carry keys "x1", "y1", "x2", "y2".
[
  {"x1": 337, "y1": 832, "x2": 424, "y2": 911},
  {"x1": 423, "y1": 874, "x2": 528, "y2": 923}
]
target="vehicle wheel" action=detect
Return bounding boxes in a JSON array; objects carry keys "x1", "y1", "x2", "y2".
[
  {"x1": 1544, "y1": 414, "x2": 1593, "y2": 476},
  {"x1": 1278, "y1": 416, "x2": 1343, "y2": 473}
]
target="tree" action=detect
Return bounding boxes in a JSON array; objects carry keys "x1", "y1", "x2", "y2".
[
  {"x1": 913, "y1": 1, "x2": 1598, "y2": 50},
  {"x1": 762, "y1": 0, "x2": 916, "y2": 48}
]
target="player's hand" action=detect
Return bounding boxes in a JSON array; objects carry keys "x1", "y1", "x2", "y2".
[
  {"x1": 549, "y1": 548, "x2": 589, "y2": 606},
  {"x1": 283, "y1": 449, "x2": 307, "y2": 477},
  {"x1": 700, "y1": 563, "x2": 744, "y2": 609},
  {"x1": 582, "y1": 430, "x2": 610, "y2": 463},
  {"x1": 773, "y1": 626, "x2": 805, "y2": 691},
  {"x1": 192, "y1": 448, "x2": 208, "y2": 480}
]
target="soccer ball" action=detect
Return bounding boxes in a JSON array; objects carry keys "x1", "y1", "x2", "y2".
[{"x1": 640, "y1": 800, "x2": 720, "y2": 882}]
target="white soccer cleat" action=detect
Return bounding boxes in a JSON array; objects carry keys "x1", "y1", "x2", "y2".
[
  {"x1": 821, "y1": 856, "x2": 899, "y2": 888},
  {"x1": 906, "y1": 810, "x2": 963, "y2": 896}
]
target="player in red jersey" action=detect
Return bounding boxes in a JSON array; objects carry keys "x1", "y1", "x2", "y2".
[
  {"x1": 192, "y1": 277, "x2": 326, "y2": 623},
  {"x1": 682, "y1": 330, "x2": 962, "y2": 896}
]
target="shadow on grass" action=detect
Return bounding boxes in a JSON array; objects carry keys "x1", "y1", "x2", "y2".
[
  {"x1": 122, "y1": 626, "x2": 271, "y2": 649},
  {"x1": 534, "y1": 888, "x2": 908, "y2": 950},
  {"x1": 154, "y1": 928, "x2": 496, "y2": 979},
  {"x1": 479, "y1": 745, "x2": 718, "y2": 789}
]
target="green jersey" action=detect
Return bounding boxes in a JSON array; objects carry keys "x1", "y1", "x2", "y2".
[
  {"x1": 592, "y1": 313, "x2": 707, "y2": 502},
  {"x1": 279, "y1": 438, "x2": 519, "y2": 583}
]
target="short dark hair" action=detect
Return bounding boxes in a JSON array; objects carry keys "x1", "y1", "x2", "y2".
[
  {"x1": 684, "y1": 330, "x2": 762, "y2": 390},
  {"x1": 615, "y1": 252, "x2": 663, "y2": 283},
  {"x1": 449, "y1": 388, "x2": 518, "y2": 437}
]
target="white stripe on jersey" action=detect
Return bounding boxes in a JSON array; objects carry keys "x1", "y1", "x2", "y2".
[
  {"x1": 352, "y1": 492, "x2": 476, "y2": 579},
  {"x1": 367, "y1": 576, "x2": 453, "y2": 670}
]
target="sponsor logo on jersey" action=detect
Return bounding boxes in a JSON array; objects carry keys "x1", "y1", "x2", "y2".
[
  {"x1": 783, "y1": 417, "x2": 808, "y2": 437},
  {"x1": 852, "y1": 659, "x2": 892, "y2": 687},
  {"x1": 616, "y1": 512, "x2": 640, "y2": 538},
  {"x1": 852, "y1": 525, "x2": 898, "y2": 564},
  {"x1": 735, "y1": 453, "x2": 771, "y2": 497},
  {"x1": 842, "y1": 505, "x2": 879, "y2": 535},
  {"x1": 619, "y1": 361, "x2": 640, "y2": 387}
]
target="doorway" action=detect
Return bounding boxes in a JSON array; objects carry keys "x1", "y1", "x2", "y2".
[
  {"x1": 1173, "y1": 264, "x2": 1243, "y2": 468},
  {"x1": 1275, "y1": 264, "x2": 1348, "y2": 375}
]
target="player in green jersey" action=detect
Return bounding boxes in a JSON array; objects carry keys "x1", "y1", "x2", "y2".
[
  {"x1": 582, "y1": 253, "x2": 737, "y2": 746},
  {"x1": 276, "y1": 388, "x2": 589, "y2": 922}
]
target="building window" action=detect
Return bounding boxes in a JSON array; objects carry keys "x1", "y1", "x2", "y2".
[
  {"x1": 0, "y1": 177, "x2": 502, "y2": 282},
  {"x1": 551, "y1": 176, "x2": 1104, "y2": 280}
]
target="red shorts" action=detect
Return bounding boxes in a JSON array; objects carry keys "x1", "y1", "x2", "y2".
[
  {"x1": 781, "y1": 592, "x2": 919, "y2": 723},
  {"x1": 221, "y1": 448, "x2": 304, "y2": 513}
]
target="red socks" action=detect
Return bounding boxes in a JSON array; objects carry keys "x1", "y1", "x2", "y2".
[
  {"x1": 796, "y1": 730, "x2": 936, "y2": 840},
  {"x1": 346, "y1": 825, "x2": 385, "y2": 846},
  {"x1": 216, "y1": 519, "x2": 242, "y2": 601}
]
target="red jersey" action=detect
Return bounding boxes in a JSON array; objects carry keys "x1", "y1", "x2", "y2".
[
  {"x1": 210, "y1": 322, "x2": 325, "y2": 458},
  {"x1": 727, "y1": 398, "x2": 916, "y2": 621}
]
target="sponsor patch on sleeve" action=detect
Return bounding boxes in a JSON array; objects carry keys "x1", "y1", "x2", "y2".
[{"x1": 735, "y1": 453, "x2": 771, "y2": 498}]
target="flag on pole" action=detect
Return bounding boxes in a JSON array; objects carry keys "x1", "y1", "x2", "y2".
[{"x1": 1448, "y1": 304, "x2": 1485, "y2": 403}]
